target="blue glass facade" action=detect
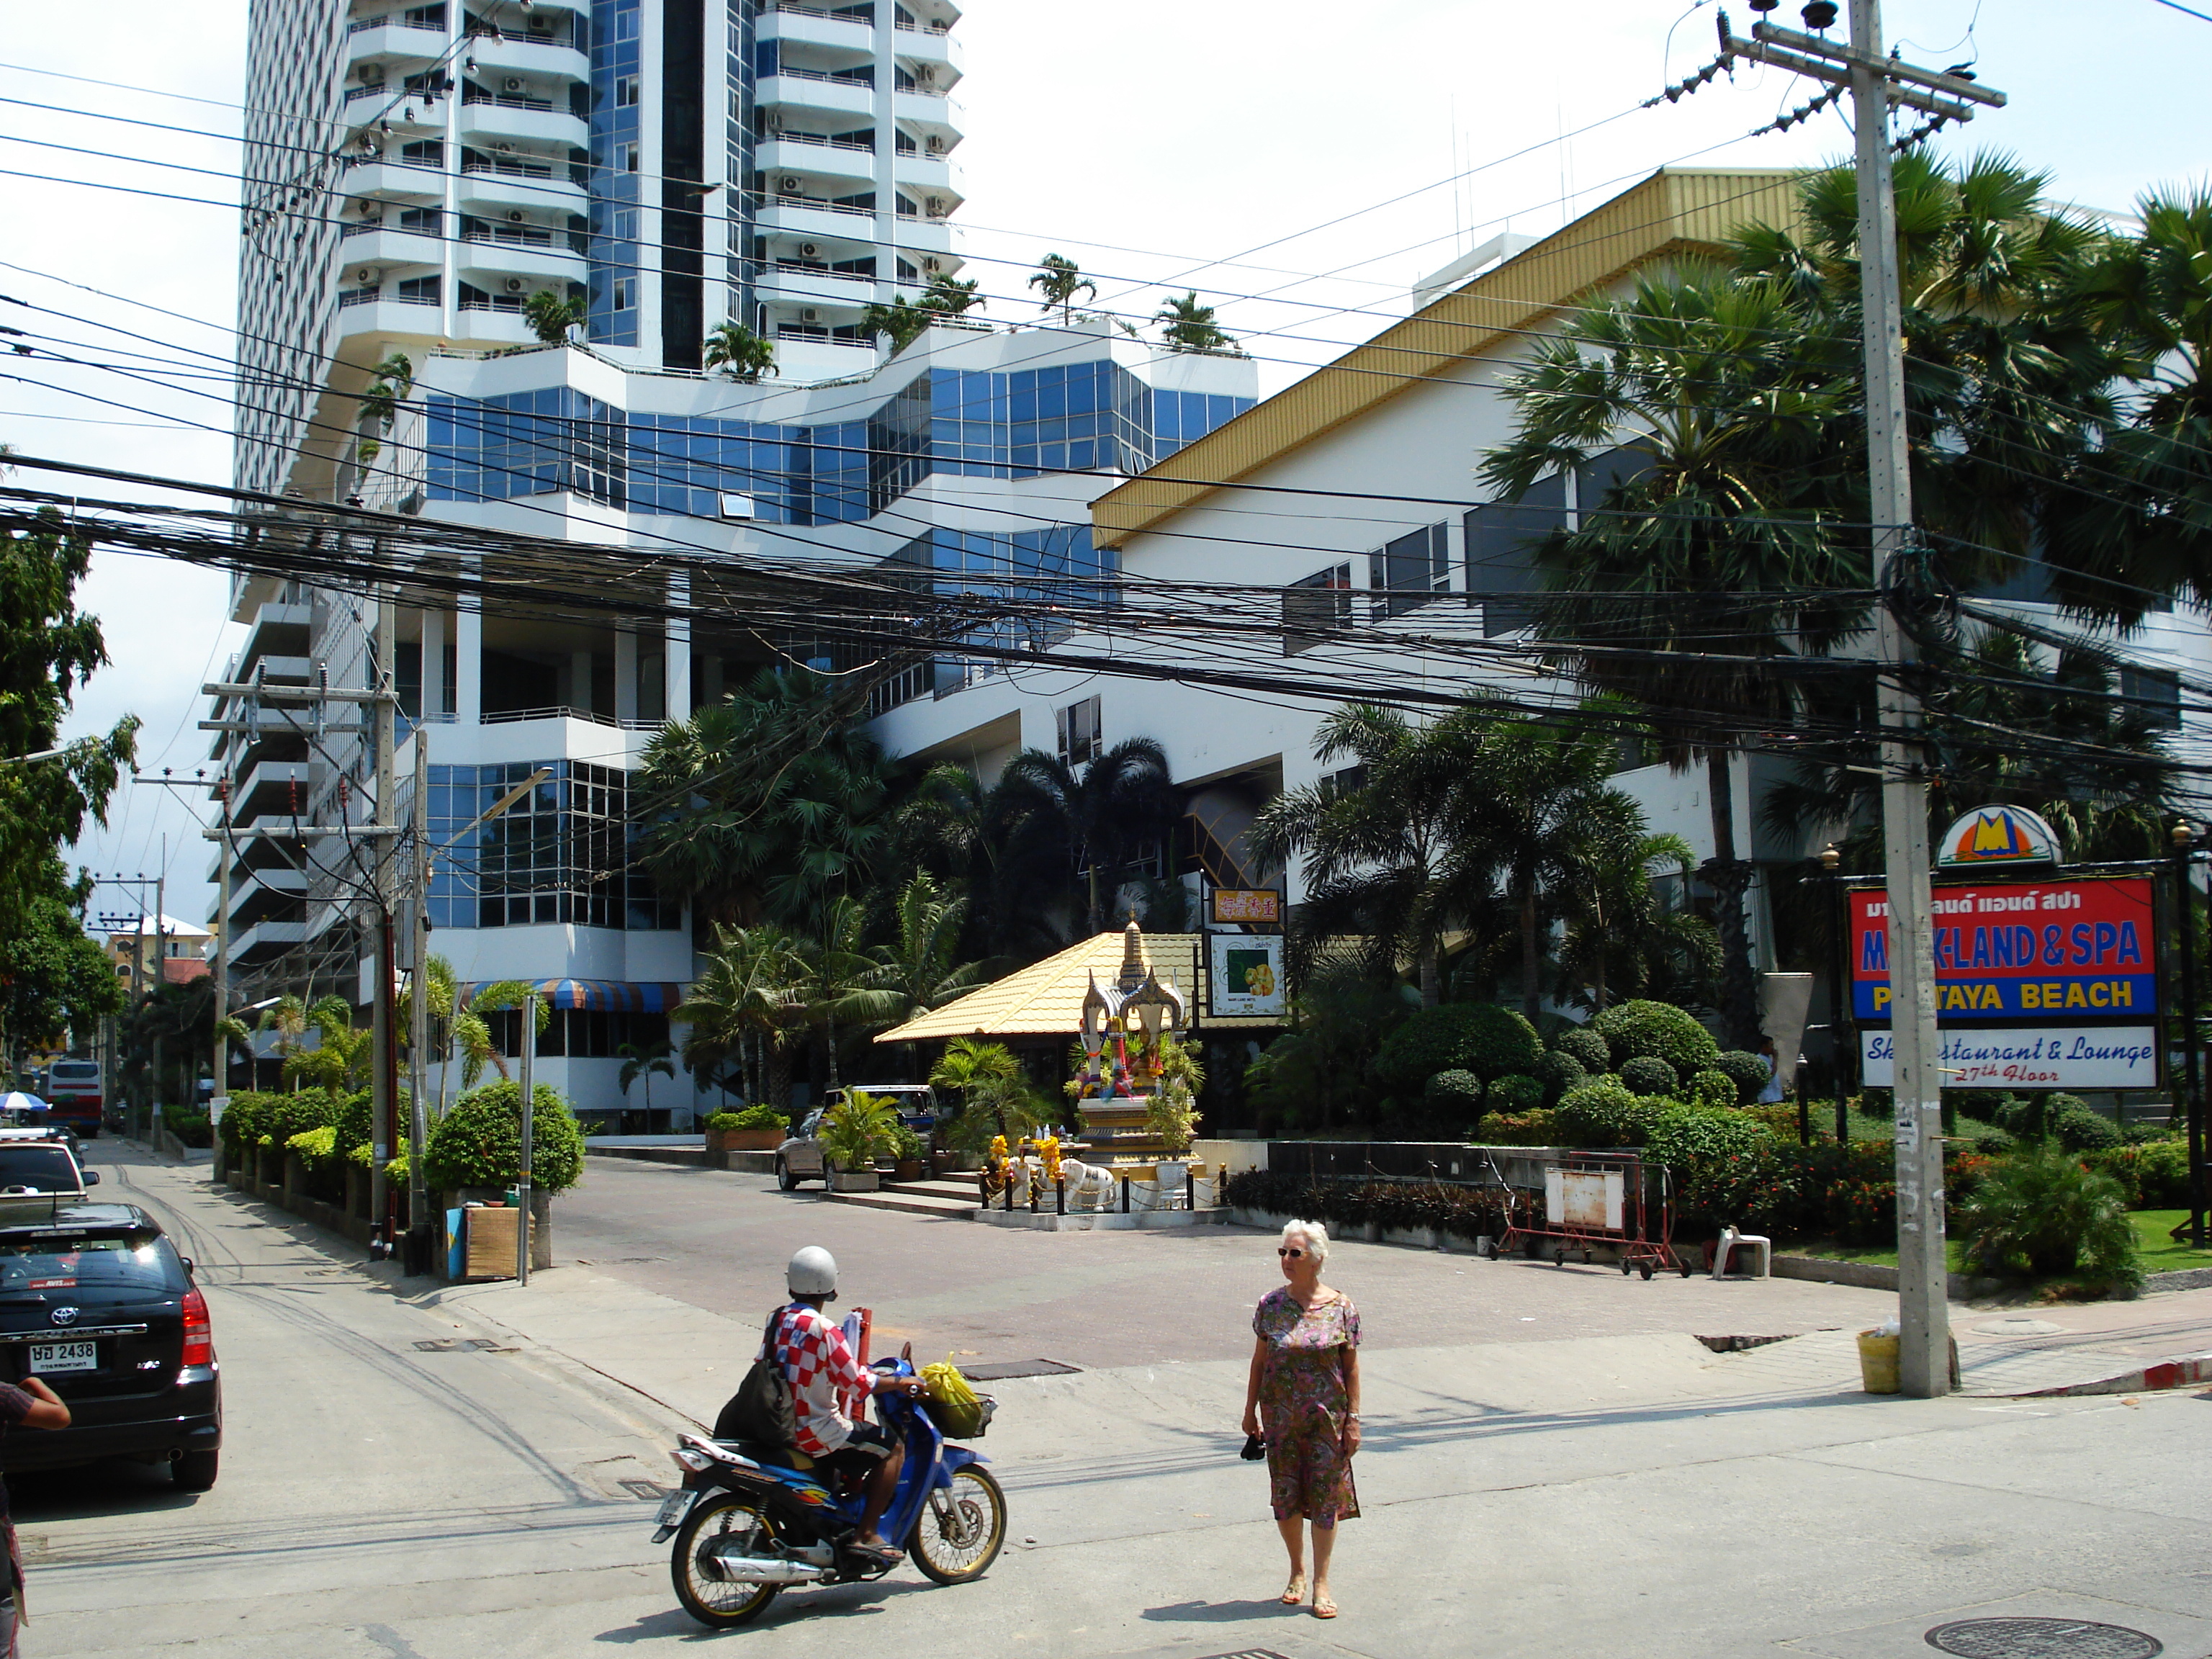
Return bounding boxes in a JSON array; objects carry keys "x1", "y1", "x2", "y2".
[
  {"x1": 588, "y1": 0, "x2": 642, "y2": 346},
  {"x1": 428, "y1": 760, "x2": 678, "y2": 932},
  {"x1": 426, "y1": 362, "x2": 1254, "y2": 523},
  {"x1": 724, "y1": 0, "x2": 756, "y2": 330}
]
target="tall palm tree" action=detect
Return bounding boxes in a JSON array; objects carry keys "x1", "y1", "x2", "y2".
[
  {"x1": 256, "y1": 995, "x2": 310, "y2": 1092},
  {"x1": 921, "y1": 273, "x2": 986, "y2": 318},
  {"x1": 616, "y1": 1038, "x2": 677, "y2": 1118},
  {"x1": 1248, "y1": 703, "x2": 1489, "y2": 1007},
  {"x1": 1552, "y1": 830, "x2": 1716, "y2": 1014},
  {"x1": 1028, "y1": 253, "x2": 1094, "y2": 323},
  {"x1": 800, "y1": 895, "x2": 902, "y2": 1096},
  {"x1": 703, "y1": 319, "x2": 777, "y2": 382},
  {"x1": 523, "y1": 289, "x2": 585, "y2": 346},
  {"x1": 451, "y1": 981, "x2": 550, "y2": 1089},
  {"x1": 868, "y1": 872, "x2": 985, "y2": 1023},
  {"x1": 986, "y1": 737, "x2": 1180, "y2": 942},
  {"x1": 1154, "y1": 292, "x2": 1238, "y2": 355},
  {"x1": 676, "y1": 922, "x2": 809, "y2": 1107},
  {"x1": 861, "y1": 296, "x2": 934, "y2": 354},
  {"x1": 1479, "y1": 267, "x2": 1856, "y2": 1046}
]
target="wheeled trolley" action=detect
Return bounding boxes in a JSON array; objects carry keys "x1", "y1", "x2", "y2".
[{"x1": 1482, "y1": 1149, "x2": 1691, "y2": 1278}]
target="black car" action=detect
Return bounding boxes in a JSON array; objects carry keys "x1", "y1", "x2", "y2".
[{"x1": 0, "y1": 1202, "x2": 220, "y2": 1491}]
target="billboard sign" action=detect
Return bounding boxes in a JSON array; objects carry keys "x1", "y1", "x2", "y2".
[
  {"x1": 1935, "y1": 803, "x2": 2062, "y2": 870},
  {"x1": 1208, "y1": 888, "x2": 1282, "y2": 927},
  {"x1": 1208, "y1": 932, "x2": 1287, "y2": 1018},
  {"x1": 1860, "y1": 1026, "x2": 2159, "y2": 1091},
  {"x1": 1848, "y1": 875, "x2": 2157, "y2": 1022}
]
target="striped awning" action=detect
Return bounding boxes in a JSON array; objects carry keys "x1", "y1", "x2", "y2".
[{"x1": 459, "y1": 980, "x2": 685, "y2": 1013}]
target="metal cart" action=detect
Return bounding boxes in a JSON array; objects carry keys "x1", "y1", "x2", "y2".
[{"x1": 1481, "y1": 1149, "x2": 1691, "y2": 1279}]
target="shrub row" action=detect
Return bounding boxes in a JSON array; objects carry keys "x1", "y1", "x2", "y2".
[{"x1": 1223, "y1": 1168, "x2": 1509, "y2": 1240}]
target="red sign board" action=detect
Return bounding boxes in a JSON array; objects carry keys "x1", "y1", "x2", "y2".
[
  {"x1": 1849, "y1": 874, "x2": 2157, "y2": 1021},
  {"x1": 1210, "y1": 889, "x2": 1281, "y2": 927}
]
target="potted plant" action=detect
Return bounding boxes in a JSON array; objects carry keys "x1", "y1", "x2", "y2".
[
  {"x1": 1146, "y1": 1041, "x2": 1204, "y2": 1173},
  {"x1": 886, "y1": 1120, "x2": 927, "y2": 1183},
  {"x1": 706, "y1": 1103, "x2": 789, "y2": 1156},
  {"x1": 422, "y1": 1079, "x2": 587, "y2": 1272},
  {"x1": 819, "y1": 1092, "x2": 895, "y2": 1192}
]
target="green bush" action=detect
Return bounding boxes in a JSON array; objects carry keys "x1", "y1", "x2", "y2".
[
  {"x1": 218, "y1": 1090, "x2": 282, "y2": 1158},
  {"x1": 1487, "y1": 1073, "x2": 1545, "y2": 1115},
  {"x1": 287, "y1": 1125, "x2": 338, "y2": 1168},
  {"x1": 1373, "y1": 1003, "x2": 1542, "y2": 1091},
  {"x1": 1534, "y1": 1050, "x2": 1588, "y2": 1105},
  {"x1": 162, "y1": 1104, "x2": 212, "y2": 1148},
  {"x1": 267, "y1": 1087, "x2": 341, "y2": 1149},
  {"x1": 1618, "y1": 1055, "x2": 1678, "y2": 1097},
  {"x1": 2048, "y1": 1097, "x2": 2122, "y2": 1153},
  {"x1": 1422, "y1": 1070, "x2": 1484, "y2": 1117},
  {"x1": 886, "y1": 1120, "x2": 926, "y2": 1161},
  {"x1": 706, "y1": 1104, "x2": 789, "y2": 1132},
  {"x1": 1956, "y1": 1143, "x2": 2141, "y2": 1289},
  {"x1": 1590, "y1": 999, "x2": 1719, "y2": 1074},
  {"x1": 2088, "y1": 1138, "x2": 2191, "y2": 1208},
  {"x1": 819, "y1": 1092, "x2": 898, "y2": 1169},
  {"x1": 1688, "y1": 1069, "x2": 1737, "y2": 1112},
  {"x1": 1552, "y1": 1079, "x2": 1668, "y2": 1147},
  {"x1": 421, "y1": 1082, "x2": 585, "y2": 1194},
  {"x1": 1221, "y1": 1169, "x2": 1509, "y2": 1242},
  {"x1": 1714, "y1": 1051, "x2": 1769, "y2": 1103},
  {"x1": 1473, "y1": 1108, "x2": 1558, "y2": 1146},
  {"x1": 1551, "y1": 1027, "x2": 1610, "y2": 1076}
]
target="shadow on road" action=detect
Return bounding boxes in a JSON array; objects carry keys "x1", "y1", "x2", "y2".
[
  {"x1": 594, "y1": 1575, "x2": 947, "y2": 1642},
  {"x1": 9, "y1": 1456, "x2": 201, "y2": 1520},
  {"x1": 1142, "y1": 1596, "x2": 1304, "y2": 1623}
]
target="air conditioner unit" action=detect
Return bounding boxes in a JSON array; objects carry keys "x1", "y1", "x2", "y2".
[
  {"x1": 925, "y1": 135, "x2": 945, "y2": 153},
  {"x1": 925, "y1": 195, "x2": 946, "y2": 215},
  {"x1": 504, "y1": 276, "x2": 529, "y2": 293},
  {"x1": 355, "y1": 267, "x2": 377, "y2": 284},
  {"x1": 778, "y1": 175, "x2": 801, "y2": 193},
  {"x1": 799, "y1": 307, "x2": 819, "y2": 323},
  {"x1": 922, "y1": 256, "x2": 941, "y2": 273},
  {"x1": 502, "y1": 76, "x2": 527, "y2": 94},
  {"x1": 493, "y1": 142, "x2": 515, "y2": 153},
  {"x1": 360, "y1": 66, "x2": 386, "y2": 84},
  {"x1": 917, "y1": 66, "x2": 936, "y2": 85},
  {"x1": 797, "y1": 241, "x2": 819, "y2": 258},
  {"x1": 507, "y1": 208, "x2": 526, "y2": 222}
]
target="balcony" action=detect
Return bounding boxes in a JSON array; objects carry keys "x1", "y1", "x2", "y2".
[
  {"x1": 224, "y1": 866, "x2": 308, "y2": 931},
  {"x1": 758, "y1": 264, "x2": 874, "y2": 307},
  {"x1": 757, "y1": 134, "x2": 878, "y2": 185},
  {"x1": 344, "y1": 87, "x2": 449, "y2": 138},
  {"x1": 333, "y1": 224, "x2": 445, "y2": 271},
  {"x1": 753, "y1": 194, "x2": 880, "y2": 238},
  {"x1": 457, "y1": 154, "x2": 588, "y2": 216},
  {"x1": 758, "y1": 4, "x2": 875, "y2": 52},
  {"x1": 445, "y1": 304, "x2": 549, "y2": 349},
  {"x1": 459, "y1": 33, "x2": 589, "y2": 86},
  {"x1": 343, "y1": 19, "x2": 447, "y2": 68},
  {"x1": 458, "y1": 91, "x2": 585, "y2": 148},
  {"x1": 759, "y1": 71, "x2": 876, "y2": 119},
  {"x1": 894, "y1": 22, "x2": 964, "y2": 73},
  {"x1": 331, "y1": 293, "x2": 450, "y2": 345},
  {"x1": 230, "y1": 918, "x2": 309, "y2": 966},
  {"x1": 341, "y1": 158, "x2": 444, "y2": 202},
  {"x1": 233, "y1": 760, "x2": 313, "y2": 826},
  {"x1": 457, "y1": 230, "x2": 588, "y2": 286},
  {"x1": 235, "y1": 603, "x2": 310, "y2": 680}
]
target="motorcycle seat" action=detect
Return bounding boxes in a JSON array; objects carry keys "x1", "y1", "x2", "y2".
[{"x1": 716, "y1": 1437, "x2": 814, "y2": 1472}]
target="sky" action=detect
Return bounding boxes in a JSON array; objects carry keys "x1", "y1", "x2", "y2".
[{"x1": 1, "y1": 0, "x2": 2206, "y2": 930}]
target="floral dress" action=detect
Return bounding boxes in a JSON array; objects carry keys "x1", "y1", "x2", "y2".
[{"x1": 1253, "y1": 1286, "x2": 1360, "y2": 1524}]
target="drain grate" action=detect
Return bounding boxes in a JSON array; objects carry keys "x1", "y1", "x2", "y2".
[
  {"x1": 1195, "y1": 1651, "x2": 1292, "y2": 1659},
  {"x1": 961, "y1": 1359, "x2": 1080, "y2": 1381},
  {"x1": 1926, "y1": 1619, "x2": 2163, "y2": 1658},
  {"x1": 617, "y1": 1479, "x2": 669, "y2": 1501},
  {"x1": 412, "y1": 1338, "x2": 508, "y2": 1353}
]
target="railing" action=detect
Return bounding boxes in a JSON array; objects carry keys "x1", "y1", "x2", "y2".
[
  {"x1": 770, "y1": 1, "x2": 875, "y2": 22},
  {"x1": 462, "y1": 155, "x2": 555, "y2": 179},
  {"x1": 768, "y1": 260, "x2": 871, "y2": 283},
  {"x1": 894, "y1": 79, "x2": 945, "y2": 97},
  {"x1": 463, "y1": 87, "x2": 555, "y2": 112},
  {"x1": 459, "y1": 294, "x2": 529, "y2": 313},
  {"x1": 481, "y1": 705, "x2": 660, "y2": 731},
  {"x1": 773, "y1": 323, "x2": 872, "y2": 345},
  {"x1": 756, "y1": 191, "x2": 875, "y2": 217},
  {"x1": 464, "y1": 224, "x2": 554, "y2": 247},
  {"x1": 769, "y1": 65, "x2": 875, "y2": 88},
  {"x1": 765, "y1": 129, "x2": 875, "y2": 153},
  {"x1": 347, "y1": 14, "x2": 444, "y2": 34},
  {"x1": 894, "y1": 19, "x2": 953, "y2": 35},
  {"x1": 867, "y1": 660, "x2": 930, "y2": 716},
  {"x1": 343, "y1": 217, "x2": 443, "y2": 238}
]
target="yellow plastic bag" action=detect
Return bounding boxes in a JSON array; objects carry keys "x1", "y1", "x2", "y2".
[{"x1": 920, "y1": 1358, "x2": 992, "y2": 1439}]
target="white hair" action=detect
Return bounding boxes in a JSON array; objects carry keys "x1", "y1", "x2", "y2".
[{"x1": 1280, "y1": 1219, "x2": 1329, "y2": 1264}]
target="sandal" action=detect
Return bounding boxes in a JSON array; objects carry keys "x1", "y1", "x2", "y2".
[
  {"x1": 1312, "y1": 1593, "x2": 1338, "y2": 1619},
  {"x1": 842, "y1": 1538, "x2": 904, "y2": 1570},
  {"x1": 1281, "y1": 1574, "x2": 1306, "y2": 1606}
]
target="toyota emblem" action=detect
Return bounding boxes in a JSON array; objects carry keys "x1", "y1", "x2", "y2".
[{"x1": 48, "y1": 1306, "x2": 79, "y2": 1328}]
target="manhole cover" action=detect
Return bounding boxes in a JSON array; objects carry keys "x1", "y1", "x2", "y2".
[
  {"x1": 1972, "y1": 1319, "x2": 2067, "y2": 1337},
  {"x1": 618, "y1": 1479, "x2": 668, "y2": 1501},
  {"x1": 413, "y1": 1339, "x2": 458, "y2": 1352},
  {"x1": 1195, "y1": 1652, "x2": 1292, "y2": 1659},
  {"x1": 1926, "y1": 1618, "x2": 2162, "y2": 1658},
  {"x1": 962, "y1": 1359, "x2": 1081, "y2": 1381}
]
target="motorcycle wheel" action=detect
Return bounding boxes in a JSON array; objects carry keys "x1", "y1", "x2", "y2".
[
  {"x1": 907, "y1": 1465, "x2": 1007, "y2": 1585},
  {"x1": 671, "y1": 1491, "x2": 783, "y2": 1629}
]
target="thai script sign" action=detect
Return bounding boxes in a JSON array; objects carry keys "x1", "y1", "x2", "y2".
[
  {"x1": 1208, "y1": 888, "x2": 1282, "y2": 927},
  {"x1": 1849, "y1": 876, "x2": 2157, "y2": 1022},
  {"x1": 1934, "y1": 802, "x2": 2062, "y2": 869},
  {"x1": 1861, "y1": 1026, "x2": 2159, "y2": 1091}
]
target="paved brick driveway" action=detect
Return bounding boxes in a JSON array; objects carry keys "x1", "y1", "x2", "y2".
[{"x1": 554, "y1": 1159, "x2": 1894, "y2": 1370}]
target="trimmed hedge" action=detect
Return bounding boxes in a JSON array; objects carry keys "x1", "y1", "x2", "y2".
[
  {"x1": 1422, "y1": 1070, "x2": 1484, "y2": 1117},
  {"x1": 1687, "y1": 1070, "x2": 1737, "y2": 1112},
  {"x1": 1589, "y1": 999, "x2": 1719, "y2": 1074},
  {"x1": 1488, "y1": 1073, "x2": 1545, "y2": 1115},
  {"x1": 706, "y1": 1105, "x2": 789, "y2": 1132},
  {"x1": 1223, "y1": 1168, "x2": 1509, "y2": 1241},
  {"x1": 1714, "y1": 1051, "x2": 1769, "y2": 1102},
  {"x1": 1617, "y1": 1055, "x2": 1678, "y2": 1096},
  {"x1": 1473, "y1": 1108, "x2": 1557, "y2": 1146},
  {"x1": 1551, "y1": 1027, "x2": 1610, "y2": 1076},
  {"x1": 1373, "y1": 1003, "x2": 1542, "y2": 1091},
  {"x1": 421, "y1": 1082, "x2": 585, "y2": 1194},
  {"x1": 1534, "y1": 1051, "x2": 1588, "y2": 1105}
]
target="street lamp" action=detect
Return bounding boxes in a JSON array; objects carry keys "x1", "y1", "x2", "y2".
[
  {"x1": 2173, "y1": 821, "x2": 2204, "y2": 1249},
  {"x1": 1818, "y1": 843, "x2": 1851, "y2": 1145}
]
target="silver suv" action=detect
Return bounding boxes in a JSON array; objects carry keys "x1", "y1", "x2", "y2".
[{"x1": 773, "y1": 1085, "x2": 940, "y2": 1190}]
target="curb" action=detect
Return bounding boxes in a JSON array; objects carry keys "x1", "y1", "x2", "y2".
[
  {"x1": 1774, "y1": 1254, "x2": 2212, "y2": 1298},
  {"x1": 2008, "y1": 1349, "x2": 2212, "y2": 1398}
]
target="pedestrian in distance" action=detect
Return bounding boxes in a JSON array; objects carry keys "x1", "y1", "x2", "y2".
[
  {"x1": 1758, "y1": 1036, "x2": 1786, "y2": 1105},
  {"x1": 0, "y1": 1374, "x2": 70, "y2": 1655},
  {"x1": 1241, "y1": 1219, "x2": 1360, "y2": 1619}
]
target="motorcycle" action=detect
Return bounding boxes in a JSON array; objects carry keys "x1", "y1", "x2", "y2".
[{"x1": 655, "y1": 1351, "x2": 1007, "y2": 1628}]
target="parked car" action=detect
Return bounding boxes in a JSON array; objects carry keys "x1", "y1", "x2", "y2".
[
  {"x1": 775, "y1": 1086, "x2": 943, "y2": 1191},
  {"x1": 0, "y1": 1200, "x2": 221, "y2": 1491},
  {"x1": 774, "y1": 1110, "x2": 829, "y2": 1190},
  {"x1": 0, "y1": 1136, "x2": 98, "y2": 1200},
  {"x1": 42, "y1": 1059, "x2": 103, "y2": 1140}
]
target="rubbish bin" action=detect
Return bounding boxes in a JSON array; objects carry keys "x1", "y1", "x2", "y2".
[{"x1": 1857, "y1": 1329, "x2": 1901, "y2": 1393}]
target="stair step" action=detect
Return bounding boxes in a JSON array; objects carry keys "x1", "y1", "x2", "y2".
[
  {"x1": 828, "y1": 1190, "x2": 980, "y2": 1218},
  {"x1": 885, "y1": 1178, "x2": 983, "y2": 1201}
]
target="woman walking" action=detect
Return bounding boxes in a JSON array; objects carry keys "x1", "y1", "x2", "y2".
[{"x1": 1241, "y1": 1219, "x2": 1360, "y2": 1618}]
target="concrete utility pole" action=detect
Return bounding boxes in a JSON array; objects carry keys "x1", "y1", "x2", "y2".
[
  {"x1": 408, "y1": 730, "x2": 432, "y2": 1273},
  {"x1": 371, "y1": 596, "x2": 400, "y2": 1262},
  {"x1": 517, "y1": 990, "x2": 536, "y2": 1287},
  {"x1": 212, "y1": 786, "x2": 232, "y2": 1112},
  {"x1": 1672, "y1": 6, "x2": 2007, "y2": 1395}
]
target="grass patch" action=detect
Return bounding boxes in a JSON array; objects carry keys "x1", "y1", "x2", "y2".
[
  {"x1": 2130, "y1": 1210, "x2": 2212, "y2": 1272},
  {"x1": 1781, "y1": 1236, "x2": 1968, "y2": 1273}
]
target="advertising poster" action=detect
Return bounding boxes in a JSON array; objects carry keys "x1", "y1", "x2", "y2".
[
  {"x1": 1860, "y1": 1027, "x2": 2159, "y2": 1091},
  {"x1": 1208, "y1": 932, "x2": 1286, "y2": 1018},
  {"x1": 1848, "y1": 876, "x2": 2157, "y2": 1021}
]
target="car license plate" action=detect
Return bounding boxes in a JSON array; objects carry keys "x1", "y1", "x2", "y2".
[
  {"x1": 655, "y1": 1491, "x2": 693, "y2": 1528},
  {"x1": 27, "y1": 1341, "x2": 95, "y2": 1374}
]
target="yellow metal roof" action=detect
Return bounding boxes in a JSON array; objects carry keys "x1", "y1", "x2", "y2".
[
  {"x1": 1092, "y1": 166, "x2": 1806, "y2": 550},
  {"x1": 876, "y1": 932, "x2": 1203, "y2": 1043}
]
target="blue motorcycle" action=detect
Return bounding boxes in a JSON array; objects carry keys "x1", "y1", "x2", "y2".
[{"x1": 655, "y1": 1353, "x2": 1006, "y2": 1628}]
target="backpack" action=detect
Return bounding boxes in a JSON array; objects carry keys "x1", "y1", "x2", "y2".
[{"x1": 715, "y1": 1306, "x2": 799, "y2": 1447}]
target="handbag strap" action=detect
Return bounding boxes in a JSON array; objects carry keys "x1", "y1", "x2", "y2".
[{"x1": 758, "y1": 1304, "x2": 792, "y2": 1365}]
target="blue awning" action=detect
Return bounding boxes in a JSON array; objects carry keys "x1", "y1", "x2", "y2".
[{"x1": 459, "y1": 980, "x2": 685, "y2": 1013}]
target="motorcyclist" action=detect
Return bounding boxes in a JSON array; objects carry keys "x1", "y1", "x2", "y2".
[{"x1": 768, "y1": 1246, "x2": 925, "y2": 1566}]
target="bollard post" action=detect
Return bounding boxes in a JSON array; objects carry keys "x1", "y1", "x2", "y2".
[
  {"x1": 1003, "y1": 1172, "x2": 1012, "y2": 1212},
  {"x1": 1056, "y1": 1177, "x2": 1065, "y2": 1216},
  {"x1": 1185, "y1": 1164, "x2": 1195, "y2": 1211},
  {"x1": 1120, "y1": 1176, "x2": 1130, "y2": 1214},
  {"x1": 1030, "y1": 1170, "x2": 1039, "y2": 1213}
]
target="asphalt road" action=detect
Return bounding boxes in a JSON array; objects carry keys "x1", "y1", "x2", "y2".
[{"x1": 552, "y1": 1156, "x2": 1897, "y2": 1370}]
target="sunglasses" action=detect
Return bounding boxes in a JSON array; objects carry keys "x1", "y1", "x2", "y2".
[{"x1": 1277, "y1": 1247, "x2": 1305, "y2": 1259}]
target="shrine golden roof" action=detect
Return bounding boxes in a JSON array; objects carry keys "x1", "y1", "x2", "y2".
[{"x1": 876, "y1": 931, "x2": 1203, "y2": 1043}]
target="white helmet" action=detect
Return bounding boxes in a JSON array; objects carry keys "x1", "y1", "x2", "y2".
[{"x1": 787, "y1": 1245, "x2": 839, "y2": 1298}]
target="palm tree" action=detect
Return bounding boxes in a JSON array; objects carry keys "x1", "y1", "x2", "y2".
[
  {"x1": 869, "y1": 872, "x2": 986, "y2": 1022},
  {"x1": 927, "y1": 1037, "x2": 1033, "y2": 1148},
  {"x1": 451, "y1": 981, "x2": 550, "y2": 1089},
  {"x1": 703, "y1": 318, "x2": 777, "y2": 382},
  {"x1": 1028, "y1": 253, "x2": 1094, "y2": 323},
  {"x1": 1154, "y1": 292, "x2": 1238, "y2": 355},
  {"x1": 920, "y1": 273, "x2": 986, "y2": 318},
  {"x1": 523, "y1": 289, "x2": 585, "y2": 345},
  {"x1": 399, "y1": 952, "x2": 459, "y2": 1119},
  {"x1": 356, "y1": 351, "x2": 414, "y2": 434},
  {"x1": 256, "y1": 995, "x2": 310, "y2": 1092},
  {"x1": 861, "y1": 296, "x2": 934, "y2": 354},
  {"x1": 800, "y1": 895, "x2": 902, "y2": 1096},
  {"x1": 1248, "y1": 703, "x2": 1489, "y2": 1007},
  {"x1": 676, "y1": 922, "x2": 809, "y2": 1107},
  {"x1": 284, "y1": 994, "x2": 372, "y2": 1092},
  {"x1": 986, "y1": 737, "x2": 1180, "y2": 942},
  {"x1": 616, "y1": 1038, "x2": 677, "y2": 1118},
  {"x1": 1552, "y1": 831, "x2": 1717, "y2": 1014},
  {"x1": 1479, "y1": 266, "x2": 1855, "y2": 1046}
]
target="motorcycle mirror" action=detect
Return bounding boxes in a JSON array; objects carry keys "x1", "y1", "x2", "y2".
[{"x1": 902, "y1": 1340, "x2": 914, "y2": 1362}]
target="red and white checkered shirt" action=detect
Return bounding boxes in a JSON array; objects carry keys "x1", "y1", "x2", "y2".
[{"x1": 763, "y1": 1303, "x2": 872, "y2": 1456}]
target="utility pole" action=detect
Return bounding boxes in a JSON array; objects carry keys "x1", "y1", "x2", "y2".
[
  {"x1": 212, "y1": 786, "x2": 231, "y2": 1119},
  {"x1": 517, "y1": 990, "x2": 536, "y2": 1287},
  {"x1": 371, "y1": 596, "x2": 400, "y2": 1262},
  {"x1": 408, "y1": 730, "x2": 432, "y2": 1273},
  {"x1": 1665, "y1": 6, "x2": 2007, "y2": 1397}
]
